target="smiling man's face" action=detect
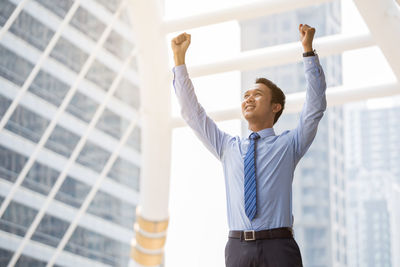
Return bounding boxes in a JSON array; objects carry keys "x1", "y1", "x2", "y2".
[{"x1": 241, "y1": 83, "x2": 275, "y2": 125}]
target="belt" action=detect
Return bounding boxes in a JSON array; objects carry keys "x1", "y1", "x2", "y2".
[{"x1": 229, "y1": 227, "x2": 293, "y2": 241}]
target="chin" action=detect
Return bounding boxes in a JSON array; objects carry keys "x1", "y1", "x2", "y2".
[{"x1": 243, "y1": 113, "x2": 254, "y2": 121}]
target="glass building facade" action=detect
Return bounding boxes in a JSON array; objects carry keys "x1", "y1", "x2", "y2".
[
  {"x1": 239, "y1": 1, "x2": 346, "y2": 266},
  {"x1": 345, "y1": 103, "x2": 400, "y2": 267},
  {"x1": 0, "y1": 0, "x2": 141, "y2": 266}
]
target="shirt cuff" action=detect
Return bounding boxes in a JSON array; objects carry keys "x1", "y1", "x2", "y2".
[
  {"x1": 303, "y1": 55, "x2": 320, "y2": 71},
  {"x1": 172, "y1": 64, "x2": 188, "y2": 80}
]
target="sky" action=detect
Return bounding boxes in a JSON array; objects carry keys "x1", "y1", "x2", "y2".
[{"x1": 163, "y1": 0, "x2": 397, "y2": 266}]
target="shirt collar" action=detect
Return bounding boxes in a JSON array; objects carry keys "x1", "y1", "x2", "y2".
[{"x1": 251, "y1": 128, "x2": 275, "y2": 139}]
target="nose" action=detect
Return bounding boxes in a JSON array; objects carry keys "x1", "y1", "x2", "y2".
[{"x1": 245, "y1": 95, "x2": 255, "y2": 104}]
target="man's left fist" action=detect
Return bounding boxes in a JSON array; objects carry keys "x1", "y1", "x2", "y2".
[{"x1": 299, "y1": 24, "x2": 315, "y2": 52}]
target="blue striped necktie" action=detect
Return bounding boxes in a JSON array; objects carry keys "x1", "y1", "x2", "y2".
[{"x1": 244, "y1": 132, "x2": 260, "y2": 221}]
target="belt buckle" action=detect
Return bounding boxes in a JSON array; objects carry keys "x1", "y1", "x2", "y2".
[{"x1": 244, "y1": 230, "x2": 255, "y2": 241}]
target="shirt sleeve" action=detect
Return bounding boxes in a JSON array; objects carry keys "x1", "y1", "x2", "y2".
[
  {"x1": 293, "y1": 55, "x2": 327, "y2": 161},
  {"x1": 173, "y1": 64, "x2": 232, "y2": 161}
]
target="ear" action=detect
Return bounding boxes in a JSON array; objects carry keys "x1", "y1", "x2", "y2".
[{"x1": 272, "y1": 103, "x2": 282, "y2": 114}]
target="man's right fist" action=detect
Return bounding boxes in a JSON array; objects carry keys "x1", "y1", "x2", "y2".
[{"x1": 171, "y1": 32, "x2": 191, "y2": 55}]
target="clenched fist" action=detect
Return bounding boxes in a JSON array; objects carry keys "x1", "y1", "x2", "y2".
[
  {"x1": 299, "y1": 24, "x2": 315, "y2": 52},
  {"x1": 171, "y1": 32, "x2": 191, "y2": 66}
]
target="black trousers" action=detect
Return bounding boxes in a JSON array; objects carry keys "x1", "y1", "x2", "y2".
[{"x1": 225, "y1": 237, "x2": 303, "y2": 267}]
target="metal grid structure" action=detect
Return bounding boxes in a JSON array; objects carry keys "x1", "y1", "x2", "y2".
[{"x1": 1, "y1": 0, "x2": 141, "y2": 266}]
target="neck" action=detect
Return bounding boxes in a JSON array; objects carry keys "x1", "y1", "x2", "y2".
[{"x1": 248, "y1": 120, "x2": 273, "y2": 132}]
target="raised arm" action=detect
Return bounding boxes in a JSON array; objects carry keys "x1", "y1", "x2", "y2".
[
  {"x1": 293, "y1": 24, "x2": 327, "y2": 160},
  {"x1": 171, "y1": 33, "x2": 232, "y2": 160}
]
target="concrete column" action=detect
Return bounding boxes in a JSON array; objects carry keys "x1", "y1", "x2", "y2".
[{"x1": 127, "y1": 0, "x2": 172, "y2": 265}]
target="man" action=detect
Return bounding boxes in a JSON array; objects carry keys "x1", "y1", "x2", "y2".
[{"x1": 171, "y1": 24, "x2": 326, "y2": 267}]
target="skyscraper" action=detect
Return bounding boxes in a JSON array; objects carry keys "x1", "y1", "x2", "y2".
[
  {"x1": 239, "y1": 1, "x2": 346, "y2": 266},
  {"x1": 345, "y1": 102, "x2": 400, "y2": 267},
  {"x1": 0, "y1": 0, "x2": 141, "y2": 266}
]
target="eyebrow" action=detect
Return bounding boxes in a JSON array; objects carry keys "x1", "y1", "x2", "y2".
[{"x1": 244, "y1": 89, "x2": 264, "y2": 96}]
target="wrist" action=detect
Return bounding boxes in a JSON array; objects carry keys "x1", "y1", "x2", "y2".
[
  {"x1": 174, "y1": 53, "x2": 186, "y2": 66},
  {"x1": 303, "y1": 45, "x2": 313, "y2": 53}
]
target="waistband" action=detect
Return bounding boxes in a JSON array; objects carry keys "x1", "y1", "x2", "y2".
[{"x1": 229, "y1": 227, "x2": 293, "y2": 241}]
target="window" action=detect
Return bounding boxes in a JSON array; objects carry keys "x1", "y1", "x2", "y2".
[
  {"x1": 44, "y1": 125, "x2": 80, "y2": 157},
  {"x1": 66, "y1": 226, "x2": 130, "y2": 266},
  {"x1": 31, "y1": 214, "x2": 69, "y2": 247},
  {"x1": 0, "y1": 145, "x2": 27, "y2": 182},
  {"x1": 55, "y1": 176, "x2": 90, "y2": 208},
  {"x1": 35, "y1": 0, "x2": 74, "y2": 19},
  {"x1": 85, "y1": 59, "x2": 116, "y2": 91},
  {"x1": 9, "y1": 11, "x2": 54, "y2": 51},
  {"x1": 0, "y1": 0, "x2": 16, "y2": 26},
  {"x1": 29, "y1": 70, "x2": 69, "y2": 107},
  {"x1": 76, "y1": 141, "x2": 110, "y2": 173},
  {"x1": 23, "y1": 162, "x2": 59, "y2": 195},
  {"x1": 114, "y1": 78, "x2": 140, "y2": 109},
  {"x1": 127, "y1": 126, "x2": 141, "y2": 152},
  {"x1": 0, "y1": 199, "x2": 38, "y2": 237},
  {"x1": 0, "y1": 45, "x2": 34, "y2": 86},
  {"x1": 104, "y1": 30, "x2": 134, "y2": 60},
  {"x1": 6, "y1": 105, "x2": 50, "y2": 143},
  {"x1": 50, "y1": 37, "x2": 88, "y2": 73},
  {"x1": 66, "y1": 91, "x2": 98, "y2": 123},
  {"x1": 109, "y1": 157, "x2": 140, "y2": 190},
  {"x1": 88, "y1": 190, "x2": 136, "y2": 228},
  {"x1": 70, "y1": 7, "x2": 105, "y2": 41},
  {"x1": 96, "y1": 108, "x2": 127, "y2": 139}
]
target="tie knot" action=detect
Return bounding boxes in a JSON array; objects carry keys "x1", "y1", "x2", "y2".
[{"x1": 249, "y1": 132, "x2": 260, "y2": 140}]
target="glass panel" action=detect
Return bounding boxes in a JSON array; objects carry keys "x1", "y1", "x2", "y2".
[
  {"x1": 113, "y1": 78, "x2": 140, "y2": 109},
  {"x1": 95, "y1": 0, "x2": 120, "y2": 13},
  {"x1": 70, "y1": 7, "x2": 105, "y2": 41},
  {"x1": 88, "y1": 190, "x2": 136, "y2": 229},
  {"x1": 76, "y1": 141, "x2": 110, "y2": 173},
  {"x1": 0, "y1": 248, "x2": 13, "y2": 267},
  {"x1": 44, "y1": 125, "x2": 80, "y2": 157},
  {"x1": 50, "y1": 37, "x2": 88, "y2": 73},
  {"x1": 0, "y1": 0, "x2": 16, "y2": 26},
  {"x1": 109, "y1": 157, "x2": 140, "y2": 190},
  {"x1": 104, "y1": 30, "x2": 134, "y2": 60},
  {"x1": 66, "y1": 91, "x2": 98, "y2": 123},
  {"x1": 9, "y1": 11, "x2": 54, "y2": 51},
  {"x1": 32, "y1": 214, "x2": 69, "y2": 247},
  {"x1": 29, "y1": 70, "x2": 69, "y2": 107},
  {"x1": 127, "y1": 125, "x2": 141, "y2": 152},
  {"x1": 6, "y1": 106, "x2": 50, "y2": 143},
  {"x1": 0, "y1": 145, "x2": 28, "y2": 182},
  {"x1": 34, "y1": 0, "x2": 74, "y2": 19},
  {"x1": 84, "y1": 59, "x2": 116, "y2": 91},
  {"x1": 95, "y1": 108, "x2": 128, "y2": 139},
  {"x1": 66, "y1": 226, "x2": 130, "y2": 267},
  {"x1": 55, "y1": 177, "x2": 90, "y2": 208},
  {"x1": 23, "y1": 162, "x2": 58, "y2": 195},
  {"x1": 0, "y1": 44, "x2": 34, "y2": 86},
  {"x1": 0, "y1": 94, "x2": 12, "y2": 119},
  {"x1": 16, "y1": 255, "x2": 47, "y2": 267},
  {"x1": 0, "y1": 200, "x2": 38, "y2": 237}
]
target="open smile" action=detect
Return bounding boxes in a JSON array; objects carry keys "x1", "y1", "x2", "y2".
[{"x1": 245, "y1": 105, "x2": 255, "y2": 110}]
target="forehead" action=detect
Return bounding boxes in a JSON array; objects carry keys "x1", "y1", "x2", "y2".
[{"x1": 244, "y1": 83, "x2": 270, "y2": 95}]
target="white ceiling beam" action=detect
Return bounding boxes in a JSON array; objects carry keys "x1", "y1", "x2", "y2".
[
  {"x1": 163, "y1": 0, "x2": 333, "y2": 33},
  {"x1": 170, "y1": 82, "x2": 400, "y2": 128},
  {"x1": 353, "y1": 0, "x2": 400, "y2": 80},
  {"x1": 188, "y1": 33, "x2": 374, "y2": 78}
]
